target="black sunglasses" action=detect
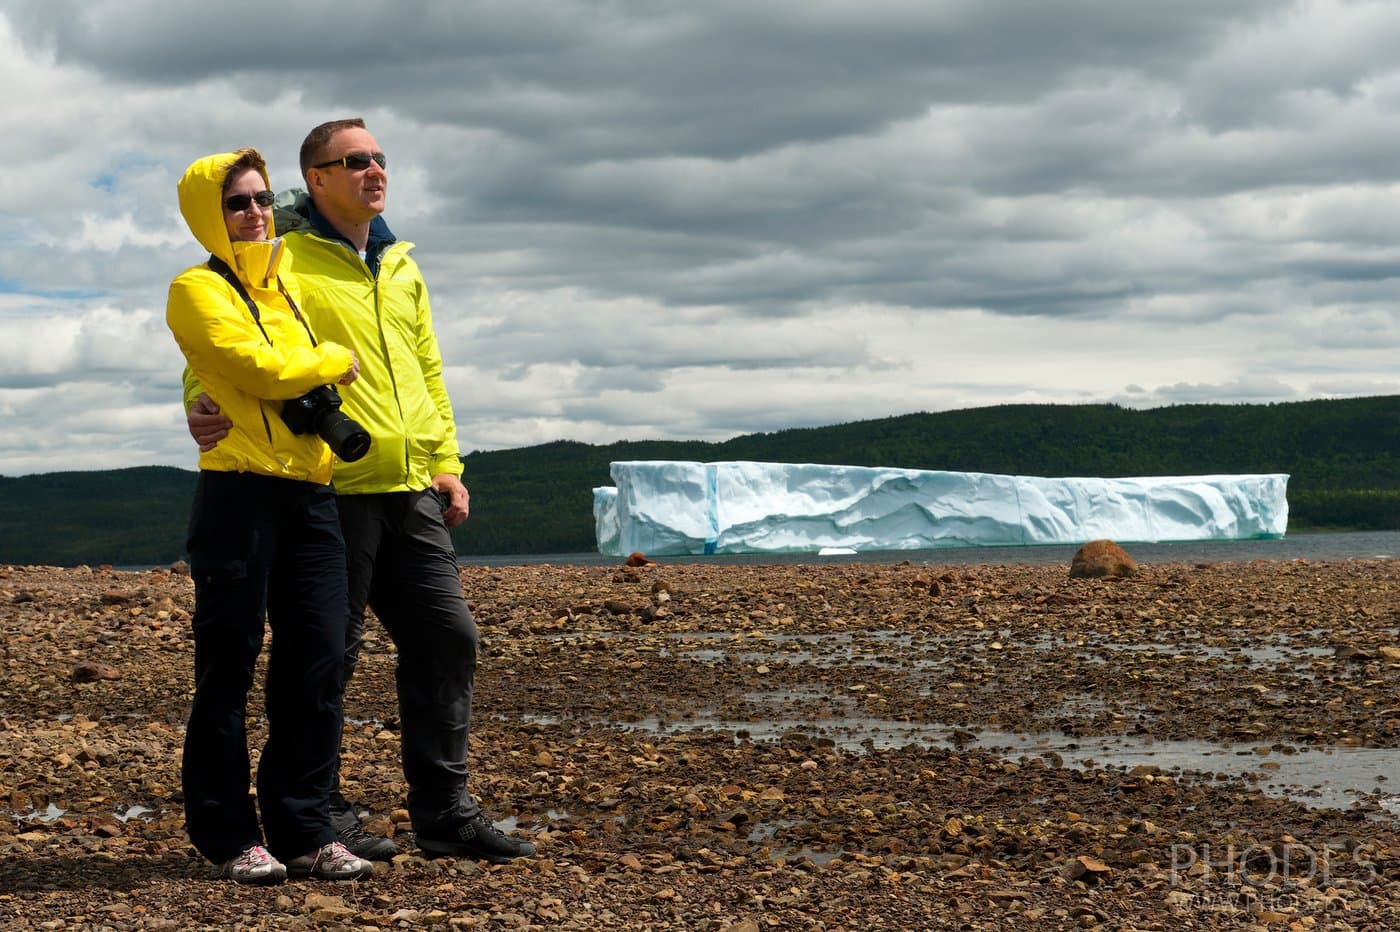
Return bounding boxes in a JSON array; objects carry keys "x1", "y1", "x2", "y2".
[
  {"x1": 224, "y1": 190, "x2": 275, "y2": 212},
  {"x1": 312, "y1": 152, "x2": 388, "y2": 172}
]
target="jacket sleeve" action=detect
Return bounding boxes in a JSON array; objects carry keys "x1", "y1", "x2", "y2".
[
  {"x1": 182, "y1": 365, "x2": 204, "y2": 414},
  {"x1": 411, "y1": 275, "x2": 465, "y2": 479},
  {"x1": 167, "y1": 271, "x2": 353, "y2": 401}
]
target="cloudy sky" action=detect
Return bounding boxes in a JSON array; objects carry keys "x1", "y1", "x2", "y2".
[{"x1": 2, "y1": 0, "x2": 1398, "y2": 476}]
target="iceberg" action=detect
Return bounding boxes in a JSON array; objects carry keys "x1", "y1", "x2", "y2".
[
  {"x1": 595, "y1": 461, "x2": 1288, "y2": 556},
  {"x1": 593, "y1": 486, "x2": 620, "y2": 556}
]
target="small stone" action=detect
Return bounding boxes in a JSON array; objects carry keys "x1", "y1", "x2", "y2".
[
  {"x1": 304, "y1": 893, "x2": 345, "y2": 911},
  {"x1": 72, "y1": 661, "x2": 121, "y2": 682},
  {"x1": 310, "y1": 907, "x2": 359, "y2": 922}
]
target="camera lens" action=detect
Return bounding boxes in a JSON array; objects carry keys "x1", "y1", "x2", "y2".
[
  {"x1": 319, "y1": 411, "x2": 371, "y2": 462},
  {"x1": 281, "y1": 386, "x2": 371, "y2": 462}
]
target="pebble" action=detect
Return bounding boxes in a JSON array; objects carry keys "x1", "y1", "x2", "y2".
[{"x1": 1, "y1": 559, "x2": 1396, "y2": 929}]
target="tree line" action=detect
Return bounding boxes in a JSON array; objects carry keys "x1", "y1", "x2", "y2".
[{"x1": 1, "y1": 396, "x2": 1395, "y2": 566}]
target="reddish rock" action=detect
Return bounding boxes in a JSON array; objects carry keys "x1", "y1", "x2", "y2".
[
  {"x1": 1069, "y1": 540, "x2": 1138, "y2": 578},
  {"x1": 89, "y1": 816, "x2": 122, "y2": 838},
  {"x1": 624, "y1": 552, "x2": 657, "y2": 567},
  {"x1": 71, "y1": 661, "x2": 122, "y2": 683}
]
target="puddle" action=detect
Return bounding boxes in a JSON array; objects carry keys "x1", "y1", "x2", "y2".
[
  {"x1": 12, "y1": 803, "x2": 157, "y2": 825},
  {"x1": 744, "y1": 817, "x2": 839, "y2": 862},
  {"x1": 542, "y1": 629, "x2": 1338, "y2": 675},
  {"x1": 496, "y1": 808, "x2": 572, "y2": 832},
  {"x1": 14, "y1": 803, "x2": 68, "y2": 823},
  {"x1": 519, "y1": 629, "x2": 1391, "y2": 815},
  {"x1": 544, "y1": 629, "x2": 976, "y2": 672},
  {"x1": 1093, "y1": 641, "x2": 1334, "y2": 665},
  {"x1": 551, "y1": 710, "x2": 1400, "y2": 817},
  {"x1": 114, "y1": 804, "x2": 155, "y2": 823}
]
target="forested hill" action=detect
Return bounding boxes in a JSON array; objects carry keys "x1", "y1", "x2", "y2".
[{"x1": 1, "y1": 396, "x2": 1396, "y2": 566}]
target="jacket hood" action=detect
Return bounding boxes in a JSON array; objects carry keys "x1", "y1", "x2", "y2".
[
  {"x1": 177, "y1": 151, "x2": 283, "y2": 288},
  {"x1": 272, "y1": 187, "x2": 313, "y2": 233}
]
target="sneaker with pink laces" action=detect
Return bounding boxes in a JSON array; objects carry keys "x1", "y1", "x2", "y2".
[
  {"x1": 286, "y1": 841, "x2": 373, "y2": 880},
  {"x1": 219, "y1": 844, "x2": 287, "y2": 885}
]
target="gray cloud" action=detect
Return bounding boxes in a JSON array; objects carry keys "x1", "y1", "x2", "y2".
[
  {"x1": 0, "y1": 0, "x2": 1397, "y2": 475},
  {"x1": 11, "y1": 2, "x2": 1283, "y2": 154}
]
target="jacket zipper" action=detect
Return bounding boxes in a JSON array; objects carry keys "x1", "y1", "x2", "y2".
[
  {"x1": 313, "y1": 233, "x2": 414, "y2": 486},
  {"x1": 261, "y1": 396, "x2": 291, "y2": 471},
  {"x1": 370, "y1": 270, "x2": 410, "y2": 487}
]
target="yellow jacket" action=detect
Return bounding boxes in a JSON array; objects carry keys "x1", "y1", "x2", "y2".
[
  {"x1": 185, "y1": 196, "x2": 464, "y2": 495},
  {"x1": 167, "y1": 153, "x2": 354, "y2": 483},
  {"x1": 274, "y1": 222, "x2": 464, "y2": 494}
]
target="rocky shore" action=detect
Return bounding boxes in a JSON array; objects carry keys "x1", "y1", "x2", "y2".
[{"x1": 2, "y1": 556, "x2": 1398, "y2": 930}]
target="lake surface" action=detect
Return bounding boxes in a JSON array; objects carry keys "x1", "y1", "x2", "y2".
[{"x1": 460, "y1": 529, "x2": 1399, "y2": 568}]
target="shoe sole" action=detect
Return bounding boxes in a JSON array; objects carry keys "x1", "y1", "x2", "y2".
[
  {"x1": 415, "y1": 836, "x2": 518, "y2": 864},
  {"x1": 340, "y1": 840, "x2": 398, "y2": 861},
  {"x1": 286, "y1": 865, "x2": 373, "y2": 881},
  {"x1": 225, "y1": 871, "x2": 287, "y2": 885}
]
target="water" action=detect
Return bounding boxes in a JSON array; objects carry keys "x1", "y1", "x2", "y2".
[
  {"x1": 115, "y1": 530, "x2": 1396, "y2": 573},
  {"x1": 512, "y1": 709, "x2": 1400, "y2": 819},
  {"x1": 458, "y1": 529, "x2": 1398, "y2": 568},
  {"x1": 12, "y1": 802, "x2": 157, "y2": 825}
]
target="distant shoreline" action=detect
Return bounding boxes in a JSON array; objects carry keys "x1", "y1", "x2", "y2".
[{"x1": 58, "y1": 528, "x2": 1392, "y2": 574}]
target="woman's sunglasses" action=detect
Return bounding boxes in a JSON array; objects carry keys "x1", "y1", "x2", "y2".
[
  {"x1": 312, "y1": 152, "x2": 388, "y2": 172},
  {"x1": 224, "y1": 190, "x2": 276, "y2": 212}
]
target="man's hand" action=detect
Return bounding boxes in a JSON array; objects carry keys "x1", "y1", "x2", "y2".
[
  {"x1": 188, "y1": 393, "x2": 233, "y2": 452},
  {"x1": 432, "y1": 473, "x2": 470, "y2": 529}
]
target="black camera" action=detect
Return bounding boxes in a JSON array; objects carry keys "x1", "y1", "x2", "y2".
[{"x1": 281, "y1": 386, "x2": 371, "y2": 462}]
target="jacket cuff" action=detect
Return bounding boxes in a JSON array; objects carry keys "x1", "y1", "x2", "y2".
[{"x1": 432, "y1": 453, "x2": 465, "y2": 478}]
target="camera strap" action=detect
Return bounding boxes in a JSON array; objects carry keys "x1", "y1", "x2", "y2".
[{"x1": 206, "y1": 255, "x2": 318, "y2": 347}]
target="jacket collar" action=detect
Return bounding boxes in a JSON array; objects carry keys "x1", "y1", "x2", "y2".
[{"x1": 305, "y1": 199, "x2": 398, "y2": 275}]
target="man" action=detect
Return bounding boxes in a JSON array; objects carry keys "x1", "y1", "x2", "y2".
[{"x1": 187, "y1": 119, "x2": 534, "y2": 865}]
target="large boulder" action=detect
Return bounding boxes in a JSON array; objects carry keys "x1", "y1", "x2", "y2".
[{"x1": 1069, "y1": 540, "x2": 1138, "y2": 578}]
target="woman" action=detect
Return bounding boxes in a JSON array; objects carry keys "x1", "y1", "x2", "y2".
[{"x1": 166, "y1": 148, "x2": 370, "y2": 884}]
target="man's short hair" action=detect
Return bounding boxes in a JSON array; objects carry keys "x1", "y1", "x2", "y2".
[
  {"x1": 222, "y1": 147, "x2": 267, "y2": 193},
  {"x1": 300, "y1": 118, "x2": 367, "y2": 180}
]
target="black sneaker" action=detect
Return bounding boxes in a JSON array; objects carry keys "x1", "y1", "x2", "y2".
[
  {"x1": 337, "y1": 820, "x2": 398, "y2": 861},
  {"x1": 415, "y1": 811, "x2": 537, "y2": 863}
]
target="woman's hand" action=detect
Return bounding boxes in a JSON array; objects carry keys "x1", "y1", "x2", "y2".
[{"x1": 338, "y1": 352, "x2": 360, "y2": 386}]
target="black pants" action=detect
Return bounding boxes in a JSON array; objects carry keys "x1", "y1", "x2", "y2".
[
  {"x1": 182, "y1": 471, "x2": 347, "y2": 864},
  {"x1": 335, "y1": 490, "x2": 480, "y2": 828}
]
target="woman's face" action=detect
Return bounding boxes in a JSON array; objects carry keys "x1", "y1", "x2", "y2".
[{"x1": 222, "y1": 168, "x2": 272, "y2": 243}]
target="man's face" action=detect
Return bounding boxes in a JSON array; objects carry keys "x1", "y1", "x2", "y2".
[{"x1": 308, "y1": 126, "x2": 388, "y2": 223}]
